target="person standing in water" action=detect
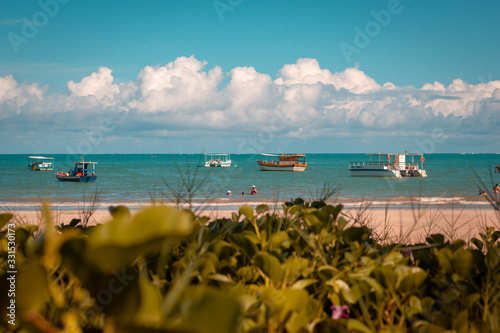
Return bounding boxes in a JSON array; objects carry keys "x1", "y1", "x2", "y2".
[{"x1": 251, "y1": 185, "x2": 257, "y2": 195}]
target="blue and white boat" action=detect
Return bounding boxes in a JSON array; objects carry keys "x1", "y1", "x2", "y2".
[
  {"x1": 28, "y1": 156, "x2": 54, "y2": 171},
  {"x1": 55, "y1": 156, "x2": 98, "y2": 182}
]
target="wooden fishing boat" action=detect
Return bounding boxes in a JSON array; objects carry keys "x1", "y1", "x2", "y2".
[{"x1": 256, "y1": 153, "x2": 307, "y2": 171}]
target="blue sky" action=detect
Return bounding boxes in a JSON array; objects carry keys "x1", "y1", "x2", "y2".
[{"x1": 0, "y1": 0, "x2": 499, "y2": 154}]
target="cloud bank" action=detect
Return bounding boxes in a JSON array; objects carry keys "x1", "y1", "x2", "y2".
[{"x1": 1, "y1": 55, "x2": 499, "y2": 153}]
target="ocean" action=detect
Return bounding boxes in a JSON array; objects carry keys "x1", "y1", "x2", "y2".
[{"x1": 1, "y1": 154, "x2": 499, "y2": 210}]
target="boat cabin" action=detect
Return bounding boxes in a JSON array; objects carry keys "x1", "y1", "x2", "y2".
[
  {"x1": 28, "y1": 156, "x2": 54, "y2": 171},
  {"x1": 204, "y1": 153, "x2": 231, "y2": 167}
]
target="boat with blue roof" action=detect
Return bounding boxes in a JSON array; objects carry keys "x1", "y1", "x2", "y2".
[{"x1": 55, "y1": 156, "x2": 98, "y2": 182}]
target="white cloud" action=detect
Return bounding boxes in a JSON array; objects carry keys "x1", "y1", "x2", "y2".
[
  {"x1": 130, "y1": 55, "x2": 223, "y2": 113},
  {"x1": 1, "y1": 56, "x2": 499, "y2": 153},
  {"x1": 422, "y1": 81, "x2": 446, "y2": 92},
  {"x1": 275, "y1": 58, "x2": 381, "y2": 94},
  {"x1": 330, "y1": 67, "x2": 381, "y2": 94},
  {"x1": 0, "y1": 74, "x2": 44, "y2": 106},
  {"x1": 275, "y1": 58, "x2": 334, "y2": 86},
  {"x1": 67, "y1": 67, "x2": 119, "y2": 102}
]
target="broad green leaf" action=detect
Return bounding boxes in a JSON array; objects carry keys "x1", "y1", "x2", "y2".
[
  {"x1": 318, "y1": 265, "x2": 337, "y2": 281},
  {"x1": 179, "y1": 288, "x2": 241, "y2": 333},
  {"x1": 15, "y1": 225, "x2": 38, "y2": 246},
  {"x1": 426, "y1": 233, "x2": 445, "y2": 245},
  {"x1": 395, "y1": 266, "x2": 428, "y2": 292},
  {"x1": 236, "y1": 266, "x2": 260, "y2": 282},
  {"x1": 231, "y1": 212, "x2": 239, "y2": 222},
  {"x1": 208, "y1": 274, "x2": 235, "y2": 284},
  {"x1": 406, "y1": 295, "x2": 422, "y2": 319},
  {"x1": 437, "y1": 248, "x2": 453, "y2": 274},
  {"x1": 464, "y1": 293, "x2": 480, "y2": 309},
  {"x1": 0, "y1": 213, "x2": 13, "y2": 230},
  {"x1": 342, "y1": 226, "x2": 370, "y2": 244},
  {"x1": 289, "y1": 205, "x2": 303, "y2": 215},
  {"x1": 382, "y1": 251, "x2": 404, "y2": 267},
  {"x1": 347, "y1": 319, "x2": 372, "y2": 333},
  {"x1": 86, "y1": 206, "x2": 192, "y2": 270},
  {"x1": 269, "y1": 231, "x2": 290, "y2": 251},
  {"x1": 256, "y1": 204, "x2": 269, "y2": 215},
  {"x1": 109, "y1": 205, "x2": 131, "y2": 219},
  {"x1": 452, "y1": 249, "x2": 473, "y2": 278},
  {"x1": 328, "y1": 279, "x2": 355, "y2": 303},
  {"x1": 361, "y1": 276, "x2": 383, "y2": 298},
  {"x1": 254, "y1": 252, "x2": 283, "y2": 283},
  {"x1": 239, "y1": 205, "x2": 254, "y2": 220},
  {"x1": 228, "y1": 233, "x2": 258, "y2": 259},
  {"x1": 452, "y1": 309, "x2": 469, "y2": 332},
  {"x1": 320, "y1": 204, "x2": 343, "y2": 221},
  {"x1": 302, "y1": 214, "x2": 322, "y2": 234},
  {"x1": 210, "y1": 239, "x2": 236, "y2": 258},
  {"x1": 17, "y1": 259, "x2": 49, "y2": 312},
  {"x1": 450, "y1": 239, "x2": 466, "y2": 252},
  {"x1": 486, "y1": 247, "x2": 500, "y2": 270},
  {"x1": 373, "y1": 267, "x2": 397, "y2": 289},
  {"x1": 134, "y1": 276, "x2": 162, "y2": 325},
  {"x1": 68, "y1": 218, "x2": 81, "y2": 227},
  {"x1": 285, "y1": 311, "x2": 310, "y2": 333},
  {"x1": 198, "y1": 252, "x2": 219, "y2": 278},
  {"x1": 291, "y1": 279, "x2": 318, "y2": 290},
  {"x1": 342, "y1": 282, "x2": 367, "y2": 304},
  {"x1": 283, "y1": 257, "x2": 312, "y2": 282},
  {"x1": 471, "y1": 237, "x2": 483, "y2": 250},
  {"x1": 279, "y1": 289, "x2": 311, "y2": 323}
]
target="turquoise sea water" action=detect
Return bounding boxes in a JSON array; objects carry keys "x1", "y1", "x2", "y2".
[{"x1": 0, "y1": 154, "x2": 499, "y2": 210}]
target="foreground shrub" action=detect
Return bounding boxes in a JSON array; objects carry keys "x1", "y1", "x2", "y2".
[{"x1": 0, "y1": 201, "x2": 499, "y2": 332}]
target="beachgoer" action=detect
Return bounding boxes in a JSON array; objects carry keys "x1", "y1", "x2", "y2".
[
  {"x1": 494, "y1": 184, "x2": 500, "y2": 194},
  {"x1": 226, "y1": 190, "x2": 232, "y2": 196},
  {"x1": 241, "y1": 192, "x2": 245, "y2": 196},
  {"x1": 251, "y1": 185, "x2": 257, "y2": 195}
]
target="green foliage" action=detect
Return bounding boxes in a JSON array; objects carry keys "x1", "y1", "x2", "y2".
[{"x1": 0, "y1": 201, "x2": 499, "y2": 332}]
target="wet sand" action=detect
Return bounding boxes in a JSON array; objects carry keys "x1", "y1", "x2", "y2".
[{"x1": 4, "y1": 203, "x2": 499, "y2": 244}]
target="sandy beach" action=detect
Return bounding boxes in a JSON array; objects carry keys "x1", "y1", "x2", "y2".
[{"x1": 4, "y1": 202, "x2": 499, "y2": 244}]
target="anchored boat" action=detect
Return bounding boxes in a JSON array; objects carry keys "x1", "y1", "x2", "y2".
[
  {"x1": 256, "y1": 153, "x2": 307, "y2": 171},
  {"x1": 349, "y1": 153, "x2": 427, "y2": 177},
  {"x1": 28, "y1": 156, "x2": 54, "y2": 171},
  {"x1": 55, "y1": 156, "x2": 98, "y2": 182},
  {"x1": 204, "y1": 153, "x2": 231, "y2": 167}
]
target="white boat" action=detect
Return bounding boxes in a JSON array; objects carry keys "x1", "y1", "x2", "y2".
[
  {"x1": 349, "y1": 153, "x2": 427, "y2": 177},
  {"x1": 28, "y1": 156, "x2": 54, "y2": 171},
  {"x1": 204, "y1": 153, "x2": 231, "y2": 167},
  {"x1": 256, "y1": 153, "x2": 307, "y2": 171}
]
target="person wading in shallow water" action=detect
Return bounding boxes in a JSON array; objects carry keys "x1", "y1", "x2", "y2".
[
  {"x1": 494, "y1": 184, "x2": 500, "y2": 194},
  {"x1": 251, "y1": 185, "x2": 257, "y2": 195}
]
